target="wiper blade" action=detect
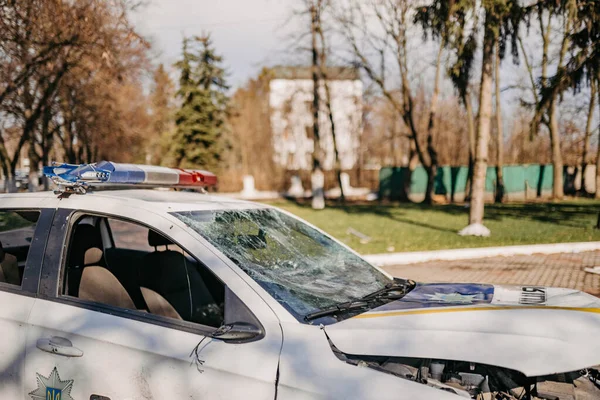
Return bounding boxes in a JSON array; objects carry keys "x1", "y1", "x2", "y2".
[
  {"x1": 304, "y1": 300, "x2": 369, "y2": 321},
  {"x1": 304, "y1": 279, "x2": 415, "y2": 322},
  {"x1": 360, "y1": 278, "x2": 415, "y2": 301}
]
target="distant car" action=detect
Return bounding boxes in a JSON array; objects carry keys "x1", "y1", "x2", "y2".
[{"x1": 0, "y1": 161, "x2": 599, "y2": 399}]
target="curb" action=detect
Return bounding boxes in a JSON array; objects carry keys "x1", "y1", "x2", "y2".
[{"x1": 363, "y1": 241, "x2": 600, "y2": 267}]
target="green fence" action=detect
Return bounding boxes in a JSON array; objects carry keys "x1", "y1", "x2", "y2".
[{"x1": 379, "y1": 164, "x2": 555, "y2": 199}]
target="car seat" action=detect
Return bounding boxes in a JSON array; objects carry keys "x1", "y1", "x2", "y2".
[
  {"x1": 140, "y1": 287, "x2": 182, "y2": 320},
  {"x1": 79, "y1": 247, "x2": 136, "y2": 309},
  {"x1": 139, "y1": 230, "x2": 218, "y2": 324},
  {"x1": 67, "y1": 221, "x2": 105, "y2": 296},
  {"x1": 0, "y1": 240, "x2": 20, "y2": 285}
]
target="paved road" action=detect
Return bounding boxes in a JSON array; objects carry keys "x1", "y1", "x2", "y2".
[{"x1": 382, "y1": 250, "x2": 600, "y2": 296}]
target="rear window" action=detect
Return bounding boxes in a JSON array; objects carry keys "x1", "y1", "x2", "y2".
[{"x1": 0, "y1": 210, "x2": 40, "y2": 287}]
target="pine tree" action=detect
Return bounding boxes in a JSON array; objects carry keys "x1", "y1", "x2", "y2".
[{"x1": 172, "y1": 35, "x2": 229, "y2": 170}]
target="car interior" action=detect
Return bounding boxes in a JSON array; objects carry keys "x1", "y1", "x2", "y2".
[
  {"x1": 0, "y1": 210, "x2": 40, "y2": 287},
  {"x1": 0, "y1": 241, "x2": 19, "y2": 286},
  {"x1": 64, "y1": 215, "x2": 225, "y2": 328}
]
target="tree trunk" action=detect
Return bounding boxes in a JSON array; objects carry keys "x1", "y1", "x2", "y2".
[
  {"x1": 324, "y1": 82, "x2": 345, "y2": 203},
  {"x1": 310, "y1": 3, "x2": 321, "y2": 168},
  {"x1": 0, "y1": 135, "x2": 12, "y2": 192},
  {"x1": 422, "y1": 41, "x2": 444, "y2": 205},
  {"x1": 27, "y1": 136, "x2": 40, "y2": 192},
  {"x1": 546, "y1": 10, "x2": 569, "y2": 200},
  {"x1": 548, "y1": 98, "x2": 564, "y2": 199},
  {"x1": 464, "y1": 93, "x2": 476, "y2": 202},
  {"x1": 424, "y1": 164, "x2": 437, "y2": 204},
  {"x1": 468, "y1": 13, "x2": 494, "y2": 227},
  {"x1": 310, "y1": 3, "x2": 324, "y2": 209},
  {"x1": 317, "y1": 19, "x2": 344, "y2": 203},
  {"x1": 581, "y1": 78, "x2": 597, "y2": 195},
  {"x1": 494, "y1": 42, "x2": 505, "y2": 203},
  {"x1": 596, "y1": 74, "x2": 600, "y2": 199},
  {"x1": 41, "y1": 108, "x2": 55, "y2": 191}
]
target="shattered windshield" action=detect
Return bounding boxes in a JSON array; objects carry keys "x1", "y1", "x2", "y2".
[{"x1": 173, "y1": 208, "x2": 390, "y2": 320}]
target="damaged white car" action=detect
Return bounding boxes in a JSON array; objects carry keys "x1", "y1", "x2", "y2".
[{"x1": 0, "y1": 161, "x2": 598, "y2": 400}]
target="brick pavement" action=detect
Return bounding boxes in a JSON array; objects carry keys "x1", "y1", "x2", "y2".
[{"x1": 382, "y1": 250, "x2": 600, "y2": 296}]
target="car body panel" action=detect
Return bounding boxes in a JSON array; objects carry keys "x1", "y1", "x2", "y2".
[
  {"x1": 24, "y1": 297, "x2": 282, "y2": 399},
  {"x1": 325, "y1": 283, "x2": 600, "y2": 376},
  {"x1": 1, "y1": 192, "x2": 283, "y2": 399},
  {"x1": 0, "y1": 290, "x2": 35, "y2": 398},
  {"x1": 276, "y1": 322, "x2": 460, "y2": 400},
  {"x1": 2, "y1": 190, "x2": 600, "y2": 399}
]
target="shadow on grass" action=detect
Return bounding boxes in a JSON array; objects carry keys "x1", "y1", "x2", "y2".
[{"x1": 286, "y1": 199, "x2": 600, "y2": 231}]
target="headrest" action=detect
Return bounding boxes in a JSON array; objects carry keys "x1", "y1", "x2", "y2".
[
  {"x1": 70, "y1": 223, "x2": 103, "y2": 260},
  {"x1": 148, "y1": 230, "x2": 173, "y2": 247},
  {"x1": 84, "y1": 248, "x2": 103, "y2": 266},
  {"x1": 0, "y1": 241, "x2": 4, "y2": 263}
]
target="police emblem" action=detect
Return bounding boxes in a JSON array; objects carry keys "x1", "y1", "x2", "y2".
[
  {"x1": 425, "y1": 292, "x2": 478, "y2": 304},
  {"x1": 29, "y1": 367, "x2": 74, "y2": 400}
]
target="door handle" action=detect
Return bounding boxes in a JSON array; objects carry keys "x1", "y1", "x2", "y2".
[{"x1": 36, "y1": 336, "x2": 83, "y2": 357}]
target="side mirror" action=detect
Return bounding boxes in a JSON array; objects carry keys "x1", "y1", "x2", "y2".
[{"x1": 210, "y1": 322, "x2": 262, "y2": 342}]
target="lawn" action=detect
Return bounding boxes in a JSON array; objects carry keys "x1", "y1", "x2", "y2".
[{"x1": 266, "y1": 199, "x2": 600, "y2": 254}]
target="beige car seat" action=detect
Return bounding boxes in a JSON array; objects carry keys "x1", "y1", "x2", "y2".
[
  {"x1": 140, "y1": 287, "x2": 182, "y2": 320},
  {"x1": 79, "y1": 248, "x2": 136, "y2": 310},
  {"x1": 0, "y1": 241, "x2": 20, "y2": 286}
]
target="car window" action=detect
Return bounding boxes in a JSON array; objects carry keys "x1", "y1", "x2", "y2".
[
  {"x1": 109, "y1": 218, "x2": 185, "y2": 253},
  {"x1": 174, "y1": 208, "x2": 390, "y2": 319},
  {"x1": 61, "y1": 215, "x2": 225, "y2": 328},
  {"x1": 0, "y1": 210, "x2": 40, "y2": 288},
  {"x1": 108, "y1": 218, "x2": 155, "y2": 252}
]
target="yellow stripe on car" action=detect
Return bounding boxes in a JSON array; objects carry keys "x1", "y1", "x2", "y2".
[{"x1": 354, "y1": 305, "x2": 600, "y2": 319}]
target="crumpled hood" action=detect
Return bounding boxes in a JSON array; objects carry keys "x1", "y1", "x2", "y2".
[{"x1": 325, "y1": 283, "x2": 600, "y2": 376}]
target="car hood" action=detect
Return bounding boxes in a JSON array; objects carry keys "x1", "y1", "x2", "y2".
[{"x1": 324, "y1": 283, "x2": 600, "y2": 377}]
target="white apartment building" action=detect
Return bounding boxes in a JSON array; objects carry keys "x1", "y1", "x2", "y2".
[{"x1": 269, "y1": 66, "x2": 363, "y2": 170}]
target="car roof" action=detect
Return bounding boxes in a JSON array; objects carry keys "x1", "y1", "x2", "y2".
[{"x1": 0, "y1": 189, "x2": 269, "y2": 212}]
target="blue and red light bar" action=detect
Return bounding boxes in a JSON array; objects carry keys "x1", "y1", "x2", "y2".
[{"x1": 43, "y1": 161, "x2": 217, "y2": 191}]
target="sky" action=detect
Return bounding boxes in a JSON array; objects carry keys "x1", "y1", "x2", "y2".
[
  {"x1": 131, "y1": 0, "x2": 302, "y2": 88},
  {"x1": 130, "y1": 1, "x2": 595, "y2": 134},
  {"x1": 131, "y1": 1, "x2": 516, "y2": 101}
]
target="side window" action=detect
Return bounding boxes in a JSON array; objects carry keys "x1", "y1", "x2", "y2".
[
  {"x1": 62, "y1": 215, "x2": 225, "y2": 328},
  {"x1": 0, "y1": 210, "x2": 39, "y2": 288},
  {"x1": 109, "y1": 218, "x2": 184, "y2": 254}
]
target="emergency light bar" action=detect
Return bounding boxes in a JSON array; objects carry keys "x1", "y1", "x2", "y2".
[{"x1": 43, "y1": 161, "x2": 217, "y2": 194}]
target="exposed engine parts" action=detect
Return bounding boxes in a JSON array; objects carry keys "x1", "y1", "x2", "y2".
[{"x1": 332, "y1": 345, "x2": 600, "y2": 399}]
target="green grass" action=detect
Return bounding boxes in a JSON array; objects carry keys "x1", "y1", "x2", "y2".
[
  {"x1": 266, "y1": 199, "x2": 600, "y2": 254},
  {"x1": 0, "y1": 212, "x2": 32, "y2": 233}
]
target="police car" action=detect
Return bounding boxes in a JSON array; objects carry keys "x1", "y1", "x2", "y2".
[{"x1": 0, "y1": 161, "x2": 599, "y2": 400}]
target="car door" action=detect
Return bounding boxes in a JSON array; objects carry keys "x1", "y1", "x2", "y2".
[
  {"x1": 24, "y1": 207, "x2": 283, "y2": 400},
  {"x1": 0, "y1": 207, "x2": 54, "y2": 399}
]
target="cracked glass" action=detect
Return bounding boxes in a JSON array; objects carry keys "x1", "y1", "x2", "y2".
[{"x1": 173, "y1": 208, "x2": 390, "y2": 319}]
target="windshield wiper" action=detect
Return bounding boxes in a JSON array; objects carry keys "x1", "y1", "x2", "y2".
[
  {"x1": 304, "y1": 300, "x2": 370, "y2": 321},
  {"x1": 304, "y1": 279, "x2": 416, "y2": 322},
  {"x1": 360, "y1": 278, "x2": 415, "y2": 302}
]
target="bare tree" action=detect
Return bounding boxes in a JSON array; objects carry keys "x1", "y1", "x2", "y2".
[
  {"x1": 580, "y1": 78, "x2": 597, "y2": 194},
  {"x1": 0, "y1": 0, "x2": 151, "y2": 192},
  {"x1": 227, "y1": 69, "x2": 281, "y2": 191},
  {"x1": 596, "y1": 77, "x2": 600, "y2": 199},
  {"x1": 528, "y1": 6, "x2": 575, "y2": 200},
  {"x1": 466, "y1": 9, "x2": 495, "y2": 231},
  {"x1": 316, "y1": 3, "x2": 345, "y2": 203},
  {"x1": 309, "y1": 1, "x2": 325, "y2": 209},
  {"x1": 338, "y1": 0, "x2": 444, "y2": 204},
  {"x1": 494, "y1": 41, "x2": 505, "y2": 203}
]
